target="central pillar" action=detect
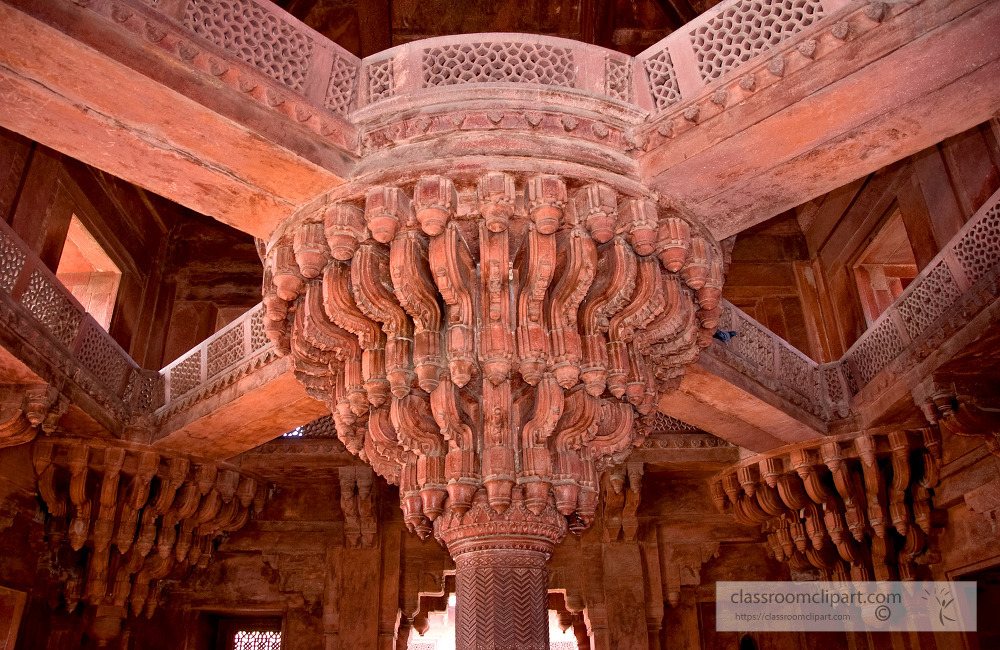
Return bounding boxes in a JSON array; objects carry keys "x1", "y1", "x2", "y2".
[
  {"x1": 454, "y1": 549, "x2": 549, "y2": 649},
  {"x1": 436, "y1": 487, "x2": 567, "y2": 650}
]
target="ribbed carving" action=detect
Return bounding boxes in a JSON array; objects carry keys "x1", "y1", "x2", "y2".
[{"x1": 455, "y1": 549, "x2": 549, "y2": 650}]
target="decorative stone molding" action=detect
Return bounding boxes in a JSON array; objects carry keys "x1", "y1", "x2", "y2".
[
  {"x1": 713, "y1": 428, "x2": 943, "y2": 581},
  {"x1": 32, "y1": 437, "x2": 268, "y2": 623}
]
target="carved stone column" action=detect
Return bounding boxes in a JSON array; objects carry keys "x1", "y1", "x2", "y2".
[
  {"x1": 436, "y1": 487, "x2": 566, "y2": 650},
  {"x1": 268, "y1": 85, "x2": 726, "y2": 644}
]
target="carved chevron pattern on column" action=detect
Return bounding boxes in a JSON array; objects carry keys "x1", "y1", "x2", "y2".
[{"x1": 455, "y1": 549, "x2": 549, "y2": 650}]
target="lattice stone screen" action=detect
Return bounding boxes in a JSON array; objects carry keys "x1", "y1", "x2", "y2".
[
  {"x1": 232, "y1": 630, "x2": 281, "y2": 650},
  {"x1": 691, "y1": 0, "x2": 825, "y2": 81},
  {"x1": 161, "y1": 303, "x2": 273, "y2": 405},
  {"x1": 184, "y1": 0, "x2": 314, "y2": 91},
  {"x1": 643, "y1": 48, "x2": 682, "y2": 111},
  {"x1": 421, "y1": 42, "x2": 576, "y2": 87}
]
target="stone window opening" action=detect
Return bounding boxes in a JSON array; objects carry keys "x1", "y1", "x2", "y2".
[
  {"x1": 217, "y1": 616, "x2": 284, "y2": 650},
  {"x1": 54, "y1": 214, "x2": 121, "y2": 331},
  {"x1": 852, "y1": 209, "x2": 919, "y2": 327}
]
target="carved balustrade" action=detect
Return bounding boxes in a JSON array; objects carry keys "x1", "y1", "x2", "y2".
[
  {"x1": 49, "y1": 0, "x2": 884, "y2": 171},
  {"x1": 712, "y1": 428, "x2": 944, "y2": 582},
  {"x1": 709, "y1": 299, "x2": 849, "y2": 420},
  {"x1": 836, "y1": 187, "x2": 1000, "y2": 402},
  {"x1": 265, "y1": 169, "x2": 724, "y2": 648},
  {"x1": 156, "y1": 303, "x2": 275, "y2": 419},
  {"x1": 0, "y1": 218, "x2": 160, "y2": 436},
  {"x1": 31, "y1": 436, "x2": 268, "y2": 640}
]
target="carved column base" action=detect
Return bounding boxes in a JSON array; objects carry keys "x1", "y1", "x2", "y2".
[{"x1": 435, "y1": 487, "x2": 567, "y2": 650}]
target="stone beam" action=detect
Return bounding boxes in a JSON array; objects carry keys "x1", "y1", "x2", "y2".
[
  {"x1": 0, "y1": 0, "x2": 358, "y2": 240},
  {"x1": 639, "y1": 0, "x2": 1000, "y2": 239},
  {"x1": 657, "y1": 361, "x2": 825, "y2": 453}
]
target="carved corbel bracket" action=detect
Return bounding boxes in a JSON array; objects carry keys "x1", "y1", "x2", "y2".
[
  {"x1": 714, "y1": 430, "x2": 943, "y2": 582},
  {"x1": 339, "y1": 465, "x2": 378, "y2": 548},
  {"x1": 0, "y1": 384, "x2": 67, "y2": 449},
  {"x1": 914, "y1": 379, "x2": 1000, "y2": 459},
  {"x1": 601, "y1": 462, "x2": 644, "y2": 542},
  {"x1": 660, "y1": 542, "x2": 720, "y2": 607}
]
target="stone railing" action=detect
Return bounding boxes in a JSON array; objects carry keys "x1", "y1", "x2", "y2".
[
  {"x1": 54, "y1": 0, "x2": 884, "y2": 156},
  {"x1": 357, "y1": 33, "x2": 635, "y2": 106},
  {"x1": 710, "y1": 186, "x2": 1000, "y2": 421},
  {"x1": 633, "y1": 0, "x2": 853, "y2": 114},
  {"x1": 635, "y1": 0, "x2": 850, "y2": 113},
  {"x1": 710, "y1": 300, "x2": 849, "y2": 419},
  {"x1": 0, "y1": 219, "x2": 160, "y2": 430},
  {"x1": 839, "y1": 186, "x2": 1000, "y2": 400},
  {"x1": 158, "y1": 302, "x2": 275, "y2": 412},
  {"x1": 144, "y1": 0, "x2": 362, "y2": 117}
]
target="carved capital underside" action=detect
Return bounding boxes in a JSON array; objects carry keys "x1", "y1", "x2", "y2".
[
  {"x1": 266, "y1": 171, "x2": 722, "y2": 543},
  {"x1": 713, "y1": 428, "x2": 943, "y2": 581}
]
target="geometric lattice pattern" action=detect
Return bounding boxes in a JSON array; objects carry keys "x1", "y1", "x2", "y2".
[
  {"x1": 691, "y1": 0, "x2": 825, "y2": 81},
  {"x1": 184, "y1": 0, "x2": 314, "y2": 91},
  {"x1": 422, "y1": 42, "x2": 575, "y2": 88},
  {"x1": 823, "y1": 364, "x2": 844, "y2": 405},
  {"x1": 605, "y1": 56, "x2": 631, "y2": 102},
  {"x1": 22, "y1": 270, "x2": 83, "y2": 349},
  {"x1": 250, "y1": 305, "x2": 269, "y2": 351},
  {"x1": 642, "y1": 48, "x2": 681, "y2": 111},
  {"x1": 735, "y1": 317, "x2": 774, "y2": 372},
  {"x1": 953, "y1": 201, "x2": 1000, "y2": 285},
  {"x1": 207, "y1": 325, "x2": 245, "y2": 378},
  {"x1": 233, "y1": 630, "x2": 281, "y2": 650},
  {"x1": 367, "y1": 58, "x2": 395, "y2": 103},
  {"x1": 643, "y1": 411, "x2": 698, "y2": 432},
  {"x1": 896, "y1": 261, "x2": 962, "y2": 339},
  {"x1": 325, "y1": 55, "x2": 359, "y2": 116},
  {"x1": 849, "y1": 318, "x2": 904, "y2": 385},
  {"x1": 170, "y1": 351, "x2": 202, "y2": 401},
  {"x1": 283, "y1": 414, "x2": 338, "y2": 438},
  {"x1": 77, "y1": 321, "x2": 130, "y2": 391},
  {"x1": 779, "y1": 345, "x2": 815, "y2": 401},
  {"x1": 0, "y1": 232, "x2": 26, "y2": 292}
]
